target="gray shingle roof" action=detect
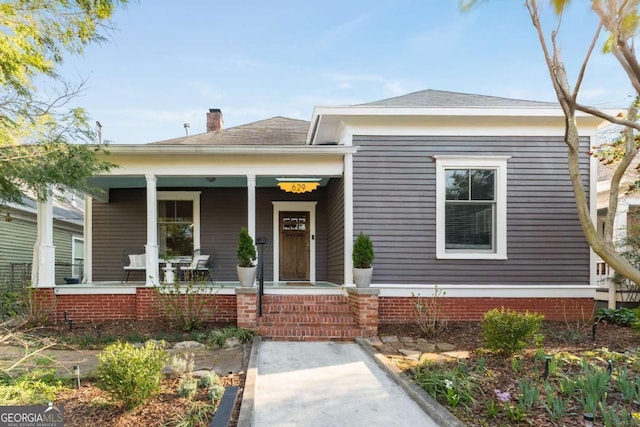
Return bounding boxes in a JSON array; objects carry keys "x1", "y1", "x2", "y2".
[
  {"x1": 358, "y1": 89, "x2": 558, "y2": 108},
  {"x1": 150, "y1": 116, "x2": 310, "y2": 146}
]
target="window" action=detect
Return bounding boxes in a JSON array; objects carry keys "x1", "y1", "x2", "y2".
[
  {"x1": 72, "y1": 236, "x2": 84, "y2": 278},
  {"x1": 435, "y1": 156, "x2": 509, "y2": 259},
  {"x1": 157, "y1": 192, "x2": 201, "y2": 257}
]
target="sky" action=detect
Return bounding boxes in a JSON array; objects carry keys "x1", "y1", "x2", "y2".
[{"x1": 58, "y1": 0, "x2": 635, "y2": 145}]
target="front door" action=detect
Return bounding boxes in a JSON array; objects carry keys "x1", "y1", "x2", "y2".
[{"x1": 279, "y1": 211, "x2": 310, "y2": 281}]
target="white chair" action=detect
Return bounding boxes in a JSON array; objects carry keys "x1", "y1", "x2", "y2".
[
  {"x1": 179, "y1": 254, "x2": 211, "y2": 282},
  {"x1": 122, "y1": 252, "x2": 146, "y2": 283}
]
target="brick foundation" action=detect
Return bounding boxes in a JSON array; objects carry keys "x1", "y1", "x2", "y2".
[
  {"x1": 31, "y1": 288, "x2": 237, "y2": 324},
  {"x1": 379, "y1": 297, "x2": 596, "y2": 323},
  {"x1": 30, "y1": 289, "x2": 595, "y2": 332}
]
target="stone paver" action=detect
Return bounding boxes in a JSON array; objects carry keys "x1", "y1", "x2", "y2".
[
  {"x1": 380, "y1": 335, "x2": 399, "y2": 344},
  {"x1": 398, "y1": 348, "x2": 421, "y2": 360}
]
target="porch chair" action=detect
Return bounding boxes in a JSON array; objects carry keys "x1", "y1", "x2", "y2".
[
  {"x1": 121, "y1": 249, "x2": 146, "y2": 283},
  {"x1": 180, "y1": 249, "x2": 214, "y2": 282}
]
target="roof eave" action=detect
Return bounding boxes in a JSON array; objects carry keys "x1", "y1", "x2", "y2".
[
  {"x1": 307, "y1": 105, "x2": 619, "y2": 144},
  {"x1": 104, "y1": 144, "x2": 357, "y2": 155}
]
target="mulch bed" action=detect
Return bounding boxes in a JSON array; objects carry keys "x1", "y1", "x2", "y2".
[{"x1": 380, "y1": 320, "x2": 640, "y2": 426}]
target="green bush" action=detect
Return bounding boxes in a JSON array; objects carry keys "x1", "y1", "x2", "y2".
[
  {"x1": 237, "y1": 227, "x2": 257, "y2": 267},
  {"x1": 203, "y1": 325, "x2": 254, "y2": 348},
  {"x1": 0, "y1": 369, "x2": 65, "y2": 405},
  {"x1": 177, "y1": 377, "x2": 198, "y2": 399},
  {"x1": 96, "y1": 341, "x2": 168, "y2": 409},
  {"x1": 352, "y1": 232, "x2": 374, "y2": 268},
  {"x1": 208, "y1": 384, "x2": 225, "y2": 405},
  {"x1": 596, "y1": 307, "x2": 638, "y2": 326},
  {"x1": 199, "y1": 371, "x2": 221, "y2": 389},
  {"x1": 481, "y1": 308, "x2": 544, "y2": 355}
]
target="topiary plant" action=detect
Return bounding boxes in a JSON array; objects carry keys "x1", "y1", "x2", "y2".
[
  {"x1": 352, "y1": 232, "x2": 375, "y2": 268},
  {"x1": 237, "y1": 227, "x2": 257, "y2": 267}
]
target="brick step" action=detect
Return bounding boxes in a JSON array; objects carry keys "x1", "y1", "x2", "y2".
[
  {"x1": 256, "y1": 325, "x2": 363, "y2": 341},
  {"x1": 260, "y1": 303, "x2": 352, "y2": 315},
  {"x1": 257, "y1": 313, "x2": 358, "y2": 327},
  {"x1": 261, "y1": 295, "x2": 349, "y2": 305}
]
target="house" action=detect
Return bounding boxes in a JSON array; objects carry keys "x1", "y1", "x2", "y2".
[
  {"x1": 595, "y1": 159, "x2": 640, "y2": 308},
  {"x1": 30, "y1": 90, "x2": 608, "y2": 339},
  {"x1": 0, "y1": 192, "x2": 84, "y2": 289}
]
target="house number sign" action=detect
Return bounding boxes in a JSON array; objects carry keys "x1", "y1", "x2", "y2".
[{"x1": 277, "y1": 182, "x2": 319, "y2": 193}]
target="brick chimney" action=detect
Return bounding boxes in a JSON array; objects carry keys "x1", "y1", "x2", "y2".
[{"x1": 206, "y1": 108, "x2": 224, "y2": 132}]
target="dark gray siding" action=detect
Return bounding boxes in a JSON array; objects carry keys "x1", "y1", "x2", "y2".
[
  {"x1": 352, "y1": 135, "x2": 591, "y2": 285},
  {"x1": 92, "y1": 187, "x2": 330, "y2": 282},
  {"x1": 93, "y1": 189, "x2": 147, "y2": 281},
  {"x1": 326, "y1": 177, "x2": 344, "y2": 284}
]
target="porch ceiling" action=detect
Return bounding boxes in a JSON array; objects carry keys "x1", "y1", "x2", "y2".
[{"x1": 88, "y1": 175, "x2": 331, "y2": 191}]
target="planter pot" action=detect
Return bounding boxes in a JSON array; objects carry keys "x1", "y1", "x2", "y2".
[
  {"x1": 237, "y1": 265, "x2": 257, "y2": 287},
  {"x1": 353, "y1": 267, "x2": 373, "y2": 288}
]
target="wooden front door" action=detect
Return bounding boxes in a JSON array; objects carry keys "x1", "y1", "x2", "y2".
[{"x1": 279, "y1": 211, "x2": 310, "y2": 281}]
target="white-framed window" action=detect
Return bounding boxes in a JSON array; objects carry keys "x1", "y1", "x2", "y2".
[
  {"x1": 72, "y1": 236, "x2": 84, "y2": 278},
  {"x1": 157, "y1": 191, "x2": 201, "y2": 257},
  {"x1": 435, "y1": 156, "x2": 509, "y2": 260}
]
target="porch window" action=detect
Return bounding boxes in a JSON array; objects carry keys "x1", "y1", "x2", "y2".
[
  {"x1": 72, "y1": 236, "x2": 84, "y2": 278},
  {"x1": 157, "y1": 191, "x2": 201, "y2": 257},
  {"x1": 435, "y1": 156, "x2": 509, "y2": 260}
]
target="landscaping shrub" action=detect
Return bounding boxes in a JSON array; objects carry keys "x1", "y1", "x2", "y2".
[
  {"x1": 208, "y1": 384, "x2": 226, "y2": 405},
  {"x1": 177, "y1": 377, "x2": 198, "y2": 399},
  {"x1": 0, "y1": 288, "x2": 27, "y2": 321},
  {"x1": 596, "y1": 307, "x2": 638, "y2": 326},
  {"x1": 0, "y1": 369, "x2": 65, "y2": 405},
  {"x1": 96, "y1": 341, "x2": 167, "y2": 409},
  {"x1": 202, "y1": 325, "x2": 254, "y2": 348},
  {"x1": 198, "y1": 371, "x2": 221, "y2": 389},
  {"x1": 411, "y1": 360, "x2": 483, "y2": 410},
  {"x1": 481, "y1": 308, "x2": 544, "y2": 355},
  {"x1": 155, "y1": 280, "x2": 216, "y2": 332}
]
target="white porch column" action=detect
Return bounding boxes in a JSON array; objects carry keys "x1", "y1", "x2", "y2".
[
  {"x1": 247, "y1": 174, "x2": 256, "y2": 240},
  {"x1": 83, "y1": 195, "x2": 93, "y2": 283},
  {"x1": 35, "y1": 188, "x2": 55, "y2": 287},
  {"x1": 145, "y1": 174, "x2": 159, "y2": 286},
  {"x1": 344, "y1": 153, "x2": 354, "y2": 286}
]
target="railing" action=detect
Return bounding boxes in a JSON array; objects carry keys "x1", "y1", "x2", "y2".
[
  {"x1": 2, "y1": 262, "x2": 84, "y2": 289},
  {"x1": 256, "y1": 237, "x2": 267, "y2": 318}
]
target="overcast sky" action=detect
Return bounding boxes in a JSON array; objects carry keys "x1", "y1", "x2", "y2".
[{"x1": 58, "y1": 0, "x2": 633, "y2": 144}]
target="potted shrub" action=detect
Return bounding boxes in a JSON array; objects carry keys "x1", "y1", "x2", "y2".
[
  {"x1": 352, "y1": 232, "x2": 374, "y2": 288},
  {"x1": 237, "y1": 227, "x2": 257, "y2": 287}
]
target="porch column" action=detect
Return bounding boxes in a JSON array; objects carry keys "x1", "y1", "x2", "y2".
[
  {"x1": 34, "y1": 188, "x2": 55, "y2": 287},
  {"x1": 344, "y1": 153, "x2": 354, "y2": 286},
  {"x1": 247, "y1": 174, "x2": 256, "y2": 239},
  {"x1": 83, "y1": 195, "x2": 93, "y2": 283},
  {"x1": 145, "y1": 174, "x2": 159, "y2": 286}
]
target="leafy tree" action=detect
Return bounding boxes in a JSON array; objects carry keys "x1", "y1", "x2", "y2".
[
  {"x1": 462, "y1": 0, "x2": 640, "y2": 285},
  {"x1": 0, "y1": 0, "x2": 127, "y2": 204}
]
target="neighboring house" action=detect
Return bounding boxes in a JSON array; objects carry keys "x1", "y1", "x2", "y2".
[
  {"x1": 0, "y1": 192, "x2": 84, "y2": 289},
  {"x1": 596, "y1": 159, "x2": 640, "y2": 307},
  {"x1": 30, "y1": 90, "x2": 609, "y2": 338}
]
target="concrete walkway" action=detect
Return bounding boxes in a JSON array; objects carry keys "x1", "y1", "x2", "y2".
[{"x1": 240, "y1": 340, "x2": 442, "y2": 427}]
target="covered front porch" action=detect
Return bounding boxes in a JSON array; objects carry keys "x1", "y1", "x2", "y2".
[{"x1": 31, "y1": 142, "x2": 358, "y2": 289}]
